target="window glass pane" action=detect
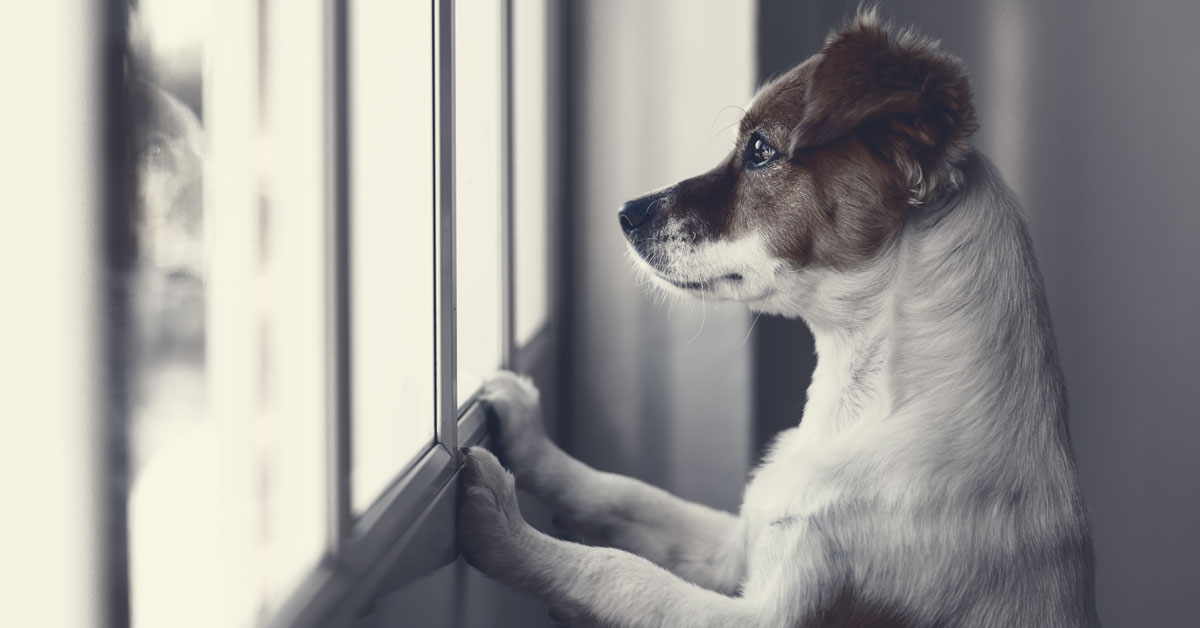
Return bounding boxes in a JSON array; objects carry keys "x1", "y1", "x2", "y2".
[
  {"x1": 125, "y1": 2, "x2": 220, "y2": 625},
  {"x1": 127, "y1": 0, "x2": 330, "y2": 623},
  {"x1": 512, "y1": 0, "x2": 551, "y2": 346},
  {"x1": 258, "y1": 0, "x2": 329, "y2": 604},
  {"x1": 349, "y1": 0, "x2": 436, "y2": 513},
  {"x1": 455, "y1": 0, "x2": 505, "y2": 404}
]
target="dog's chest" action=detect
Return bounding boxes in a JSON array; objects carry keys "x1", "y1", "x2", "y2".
[{"x1": 740, "y1": 429, "x2": 847, "y2": 531}]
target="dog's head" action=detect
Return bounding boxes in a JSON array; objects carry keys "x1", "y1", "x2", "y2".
[
  {"x1": 130, "y1": 79, "x2": 205, "y2": 276},
  {"x1": 620, "y1": 11, "x2": 976, "y2": 313}
]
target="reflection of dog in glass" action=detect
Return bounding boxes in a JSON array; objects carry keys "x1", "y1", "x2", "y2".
[
  {"x1": 130, "y1": 78, "x2": 204, "y2": 279},
  {"x1": 459, "y1": 10, "x2": 1099, "y2": 627},
  {"x1": 126, "y1": 78, "x2": 206, "y2": 470}
]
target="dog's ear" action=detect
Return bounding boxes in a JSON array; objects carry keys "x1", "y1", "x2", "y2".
[{"x1": 790, "y1": 10, "x2": 977, "y2": 203}]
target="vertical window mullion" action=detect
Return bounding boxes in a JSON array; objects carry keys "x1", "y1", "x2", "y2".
[
  {"x1": 501, "y1": 0, "x2": 516, "y2": 369},
  {"x1": 436, "y1": 0, "x2": 459, "y2": 452},
  {"x1": 328, "y1": 0, "x2": 352, "y2": 555},
  {"x1": 5, "y1": 3, "x2": 111, "y2": 627}
]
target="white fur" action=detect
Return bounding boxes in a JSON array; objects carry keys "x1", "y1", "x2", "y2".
[{"x1": 626, "y1": 219, "x2": 781, "y2": 303}]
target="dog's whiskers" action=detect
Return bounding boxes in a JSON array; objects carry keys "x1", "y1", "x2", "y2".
[
  {"x1": 687, "y1": 293, "x2": 707, "y2": 345},
  {"x1": 741, "y1": 282, "x2": 776, "y2": 347}
]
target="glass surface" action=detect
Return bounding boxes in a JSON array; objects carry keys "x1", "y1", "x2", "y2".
[
  {"x1": 127, "y1": 1, "x2": 330, "y2": 623},
  {"x1": 258, "y1": 0, "x2": 330, "y2": 605},
  {"x1": 349, "y1": 0, "x2": 437, "y2": 513},
  {"x1": 125, "y1": 2, "x2": 219, "y2": 626},
  {"x1": 512, "y1": 0, "x2": 551, "y2": 347},
  {"x1": 455, "y1": 0, "x2": 506, "y2": 404}
]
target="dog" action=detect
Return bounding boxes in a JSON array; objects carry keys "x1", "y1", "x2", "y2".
[{"x1": 459, "y1": 10, "x2": 1099, "y2": 627}]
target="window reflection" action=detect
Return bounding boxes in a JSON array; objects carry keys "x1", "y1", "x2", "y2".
[
  {"x1": 126, "y1": 2, "x2": 332, "y2": 623},
  {"x1": 125, "y1": 2, "x2": 217, "y2": 627},
  {"x1": 126, "y1": 76, "x2": 207, "y2": 470},
  {"x1": 117, "y1": 0, "x2": 557, "y2": 622}
]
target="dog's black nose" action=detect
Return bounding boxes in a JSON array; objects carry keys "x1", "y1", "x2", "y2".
[{"x1": 619, "y1": 194, "x2": 661, "y2": 234}]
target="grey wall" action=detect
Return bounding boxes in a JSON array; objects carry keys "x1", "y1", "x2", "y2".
[
  {"x1": 566, "y1": 0, "x2": 757, "y2": 512},
  {"x1": 757, "y1": 2, "x2": 1200, "y2": 625}
]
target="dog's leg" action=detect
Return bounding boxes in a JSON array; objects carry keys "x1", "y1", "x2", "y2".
[
  {"x1": 479, "y1": 371, "x2": 745, "y2": 594},
  {"x1": 459, "y1": 447, "x2": 761, "y2": 628}
]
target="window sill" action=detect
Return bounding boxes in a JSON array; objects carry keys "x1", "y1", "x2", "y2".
[
  {"x1": 268, "y1": 398, "x2": 490, "y2": 628},
  {"x1": 267, "y1": 329, "x2": 551, "y2": 628}
]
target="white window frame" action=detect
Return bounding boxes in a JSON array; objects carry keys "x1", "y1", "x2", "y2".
[{"x1": 3, "y1": 2, "x2": 116, "y2": 627}]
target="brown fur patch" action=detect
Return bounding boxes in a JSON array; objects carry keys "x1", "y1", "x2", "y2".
[
  {"x1": 792, "y1": 12, "x2": 977, "y2": 203},
  {"x1": 744, "y1": 13, "x2": 976, "y2": 268},
  {"x1": 622, "y1": 11, "x2": 977, "y2": 275},
  {"x1": 809, "y1": 583, "x2": 927, "y2": 628}
]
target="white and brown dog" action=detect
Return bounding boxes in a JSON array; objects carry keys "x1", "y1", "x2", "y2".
[{"x1": 459, "y1": 11, "x2": 1099, "y2": 628}]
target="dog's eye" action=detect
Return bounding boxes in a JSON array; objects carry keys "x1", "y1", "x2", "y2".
[
  {"x1": 745, "y1": 133, "x2": 777, "y2": 169},
  {"x1": 138, "y1": 135, "x2": 173, "y2": 169}
]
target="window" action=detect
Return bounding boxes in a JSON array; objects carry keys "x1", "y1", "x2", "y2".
[
  {"x1": 116, "y1": 0, "x2": 556, "y2": 626},
  {"x1": 512, "y1": 0, "x2": 552, "y2": 347},
  {"x1": 127, "y1": 0, "x2": 330, "y2": 622},
  {"x1": 454, "y1": 0, "x2": 552, "y2": 403},
  {"x1": 454, "y1": 0, "x2": 506, "y2": 406},
  {"x1": 124, "y1": 1, "x2": 224, "y2": 624}
]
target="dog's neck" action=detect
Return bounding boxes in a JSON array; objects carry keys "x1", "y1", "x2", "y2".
[
  {"x1": 791, "y1": 259, "x2": 899, "y2": 440},
  {"x1": 783, "y1": 153, "x2": 1068, "y2": 445}
]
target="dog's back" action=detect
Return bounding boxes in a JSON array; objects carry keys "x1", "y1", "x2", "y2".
[{"x1": 740, "y1": 152, "x2": 1098, "y2": 627}]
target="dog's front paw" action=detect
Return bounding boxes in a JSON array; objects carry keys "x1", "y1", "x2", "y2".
[
  {"x1": 480, "y1": 371, "x2": 550, "y2": 473},
  {"x1": 458, "y1": 447, "x2": 532, "y2": 577}
]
